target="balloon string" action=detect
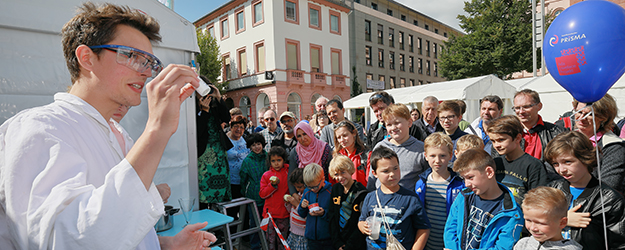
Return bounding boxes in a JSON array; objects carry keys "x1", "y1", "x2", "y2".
[{"x1": 591, "y1": 105, "x2": 609, "y2": 250}]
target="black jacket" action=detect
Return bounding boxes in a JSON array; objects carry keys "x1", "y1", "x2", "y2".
[
  {"x1": 521, "y1": 121, "x2": 564, "y2": 162},
  {"x1": 196, "y1": 97, "x2": 232, "y2": 156},
  {"x1": 595, "y1": 132, "x2": 625, "y2": 194},
  {"x1": 271, "y1": 131, "x2": 297, "y2": 164},
  {"x1": 366, "y1": 120, "x2": 428, "y2": 149},
  {"x1": 413, "y1": 118, "x2": 444, "y2": 137},
  {"x1": 328, "y1": 181, "x2": 368, "y2": 250},
  {"x1": 549, "y1": 177, "x2": 625, "y2": 250}
]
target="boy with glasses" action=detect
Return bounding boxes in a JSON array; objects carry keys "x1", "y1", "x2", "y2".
[
  {"x1": 0, "y1": 2, "x2": 215, "y2": 249},
  {"x1": 437, "y1": 101, "x2": 468, "y2": 162},
  {"x1": 298, "y1": 163, "x2": 333, "y2": 249},
  {"x1": 512, "y1": 89, "x2": 564, "y2": 161}
]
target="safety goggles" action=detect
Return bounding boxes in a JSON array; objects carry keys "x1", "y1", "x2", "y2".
[{"x1": 89, "y1": 44, "x2": 163, "y2": 77}]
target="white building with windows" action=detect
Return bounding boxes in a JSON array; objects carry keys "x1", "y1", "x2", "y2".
[{"x1": 195, "y1": 0, "x2": 351, "y2": 122}]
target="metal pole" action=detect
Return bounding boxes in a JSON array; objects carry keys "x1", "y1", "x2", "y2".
[
  {"x1": 541, "y1": 0, "x2": 546, "y2": 76},
  {"x1": 532, "y1": 0, "x2": 537, "y2": 77}
]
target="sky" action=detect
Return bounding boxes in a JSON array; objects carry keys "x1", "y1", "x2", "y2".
[{"x1": 173, "y1": 0, "x2": 467, "y2": 32}]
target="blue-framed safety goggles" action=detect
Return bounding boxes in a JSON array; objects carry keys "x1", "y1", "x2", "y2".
[{"x1": 89, "y1": 44, "x2": 163, "y2": 77}]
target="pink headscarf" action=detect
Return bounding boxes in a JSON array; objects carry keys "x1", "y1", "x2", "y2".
[{"x1": 294, "y1": 121, "x2": 327, "y2": 169}]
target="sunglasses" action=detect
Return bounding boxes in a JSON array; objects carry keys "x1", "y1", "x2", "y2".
[
  {"x1": 264, "y1": 117, "x2": 276, "y2": 122},
  {"x1": 89, "y1": 44, "x2": 163, "y2": 77}
]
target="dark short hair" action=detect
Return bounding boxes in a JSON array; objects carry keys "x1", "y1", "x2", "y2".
[
  {"x1": 245, "y1": 133, "x2": 266, "y2": 148},
  {"x1": 480, "y1": 95, "x2": 504, "y2": 110},
  {"x1": 267, "y1": 146, "x2": 288, "y2": 167},
  {"x1": 370, "y1": 146, "x2": 398, "y2": 172},
  {"x1": 327, "y1": 99, "x2": 344, "y2": 110},
  {"x1": 230, "y1": 115, "x2": 247, "y2": 127},
  {"x1": 289, "y1": 167, "x2": 305, "y2": 184},
  {"x1": 454, "y1": 100, "x2": 467, "y2": 114},
  {"x1": 62, "y1": 2, "x2": 161, "y2": 83},
  {"x1": 369, "y1": 91, "x2": 395, "y2": 106},
  {"x1": 486, "y1": 115, "x2": 523, "y2": 139}
]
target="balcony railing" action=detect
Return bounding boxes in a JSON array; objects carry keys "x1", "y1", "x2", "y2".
[{"x1": 287, "y1": 69, "x2": 305, "y2": 83}]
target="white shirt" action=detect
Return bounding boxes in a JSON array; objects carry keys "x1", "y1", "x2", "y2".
[{"x1": 0, "y1": 93, "x2": 164, "y2": 250}]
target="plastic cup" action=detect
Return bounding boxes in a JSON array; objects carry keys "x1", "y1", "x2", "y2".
[
  {"x1": 366, "y1": 216, "x2": 381, "y2": 240},
  {"x1": 195, "y1": 77, "x2": 212, "y2": 96}
]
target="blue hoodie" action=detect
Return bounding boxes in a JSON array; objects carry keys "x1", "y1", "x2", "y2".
[
  {"x1": 298, "y1": 181, "x2": 333, "y2": 241},
  {"x1": 414, "y1": 167, "x2": 465, "y2": 216},
  {"x1": 444, "y1": 183, "x2": 524, "y2": 250}
]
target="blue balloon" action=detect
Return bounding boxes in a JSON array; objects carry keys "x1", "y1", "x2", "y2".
[{"x1": 543, "y1": 0, "x2": 625, "y2": 103}]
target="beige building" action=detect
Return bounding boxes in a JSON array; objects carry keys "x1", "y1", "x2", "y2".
[{"x1": 341, "y1": 0, "x2": 463, "y2": 92}]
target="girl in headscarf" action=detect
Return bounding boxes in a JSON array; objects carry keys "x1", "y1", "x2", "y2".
[{"x1": 288, "y1": 121, "x2": 333, "y2": 194}]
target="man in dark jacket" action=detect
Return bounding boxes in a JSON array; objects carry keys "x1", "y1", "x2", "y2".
[
  {"x1": 513, "y1": 89, "x2": 564, "y2": 162},
  {"x1": 413, "y1": 96, "x2": 444, "y2": 137},
  {"x1": 367, "y1": 91, "x2": 427, "y2": 149},
  {"x1": 271, "y1": 111, "x2": 298, "y2": 163}
]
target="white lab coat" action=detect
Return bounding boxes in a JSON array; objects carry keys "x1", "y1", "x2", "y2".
[{"x1": 0, "y1": 93, "x2": 163, "y2": 249}]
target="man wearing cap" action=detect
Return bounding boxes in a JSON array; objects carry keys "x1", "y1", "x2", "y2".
[
  {"x1": 260, "y1": 109, "x2": 283, "y2": 152},
  {"x1": 271, "y1": 111, "x2": 298, "y2": 162}
]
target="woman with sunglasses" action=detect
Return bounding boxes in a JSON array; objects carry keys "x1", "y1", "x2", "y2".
[
  {"x1": 333, "y1": 121, "x2": 368, "y2": 186},
  {"x1": 573, "y1": 93, "x2": 625, "y2": 194},
  {"x1": 288, "y1": 121, "x2": 334, "y2": 194},
  {"x1": 196, "y1": 75, "x2": 234, "y2": 209}
]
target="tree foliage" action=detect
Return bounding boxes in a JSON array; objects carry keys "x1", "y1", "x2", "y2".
[
  {"x1": 351, "y1": 66, "x2": 363, "y2": 97},
  {"x1": 440, "y1": 0, "x2": 534, "y2": 80},
  {"x1": 196, "y1": 29, "x2": 227, "y2": 93}
]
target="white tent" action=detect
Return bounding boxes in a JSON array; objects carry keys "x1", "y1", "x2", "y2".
[
  {"x1": 345, "y1": 75, "x2": 518, "y2": 128},
  {"x1": 513, "y1": 73, "x2": 625, "y2": 122},
  {"x1": 0, "y1": 0, "x2": 200, "y2": 207}
]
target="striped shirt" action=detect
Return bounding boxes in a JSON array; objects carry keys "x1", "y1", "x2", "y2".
[
  {"x1": 424, "y1": 175, "x2": 449, "y2": 250},
  {"x1": 290, "y1": 205, "x2": 306, "y2": 236}
]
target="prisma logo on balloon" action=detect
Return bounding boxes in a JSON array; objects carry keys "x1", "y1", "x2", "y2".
[{"x1": 549, "y1": 35, "x2": 559, "y2": 47}]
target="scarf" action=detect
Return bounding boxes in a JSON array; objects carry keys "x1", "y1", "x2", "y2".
[{"x1": 294, "y1": 121, "x2": 327, "y2": 168}]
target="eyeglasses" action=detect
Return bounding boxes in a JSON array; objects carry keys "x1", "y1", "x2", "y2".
[
  {"x1": 439, "y1": 115, "x2": 456, "y2": 121},
  {"x1": 369, "y1": 93, "x2": 390, "y2": 103},
  {"x1": 264, "y1": 117, "x2": 275, "y2": 122},
  {"x1": 89, "y1": 44, "x2": 163, "y2": 77},
  {"x1": 511, "y1": 103, "x2": 538, "y2": 112},
  {"x1": 306, "y1": 180, "x2": 323, "y2": 190}
]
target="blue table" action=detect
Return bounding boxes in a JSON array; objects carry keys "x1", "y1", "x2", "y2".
[{"x1": 157, "y1": 209, "x2": 234, "y2": 237}]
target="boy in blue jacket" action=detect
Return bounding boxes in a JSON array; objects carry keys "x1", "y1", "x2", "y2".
[
  {"x1": 298, "y1": 163, "x2": 333, "y2": 249},
  {"x1": 414, "y1": 133, "x2": 464, "y2": 250},
  {"x1": 444, "y1": 149, "x2": 524, "y2": 250}
]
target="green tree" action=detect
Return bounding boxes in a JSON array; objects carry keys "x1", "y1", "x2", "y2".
[
  {"x1": 351, "y1": 66, "x2": 363, "y2": 97},
  {"x1": 196, "y1": 29, "x2": 227, "y2": 93},
  {"x1": 440, "y1": 0, "x2": 533, "y2": 80}
]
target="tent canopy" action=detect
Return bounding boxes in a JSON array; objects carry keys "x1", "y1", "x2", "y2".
[{"x1": 345, "y1": 75, "x2": 518, "y2": 124}]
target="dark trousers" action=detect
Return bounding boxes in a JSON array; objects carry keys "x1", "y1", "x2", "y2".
[
  {"x1": 307, "y1": 238, "x2": 332, "y2": 250},
  {"x1": 249, "y1": 204, "x2": 263, "y2": 250}
]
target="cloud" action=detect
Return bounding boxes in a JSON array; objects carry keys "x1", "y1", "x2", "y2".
[{"x1": 395, "y1": 0, "x2": 467, "y2": 32}]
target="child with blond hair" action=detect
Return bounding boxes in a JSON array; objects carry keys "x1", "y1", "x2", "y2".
[
  {"x1": 414, "y1": 132, "x2": 464, "y2": 250},
  {"x1": 514, "y1": 187, "x2": 582, "y2": 250},
  {"x1": 328, "y1": 155, "x2": 367, "y2": 250}
]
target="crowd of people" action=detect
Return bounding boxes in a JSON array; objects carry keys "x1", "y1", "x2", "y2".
[
  {"x1": 1, "y1": 2, "x2": 625, "y2": 250},
  {"x1": 199, "y1": 86, "x2": 625, "y2": 250}
]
